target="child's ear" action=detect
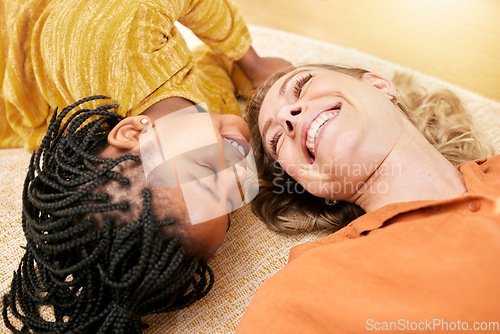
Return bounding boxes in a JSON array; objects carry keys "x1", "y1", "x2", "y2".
[
  {"x1": 360, "y1": 72, "x2": 396, "y2": 95},
  {"x1": 107, "y1": 116, "x2": 151, "y2": 150}
]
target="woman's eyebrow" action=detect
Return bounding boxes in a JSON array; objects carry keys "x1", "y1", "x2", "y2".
[{"x1": 279, "y1": 69, "x2": 309, "y2": 96}]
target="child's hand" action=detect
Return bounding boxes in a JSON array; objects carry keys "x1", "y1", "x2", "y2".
[{"x1": 237, "y1": 47, "x2": 292, "y2": 89}]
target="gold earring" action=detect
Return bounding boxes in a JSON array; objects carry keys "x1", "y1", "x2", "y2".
[
  {"x1": 387, "y1": 91, "x2": 400, "y2": 104},
  {"x1": 325, "y1": 198, "x2": 338, "y2": 206}
]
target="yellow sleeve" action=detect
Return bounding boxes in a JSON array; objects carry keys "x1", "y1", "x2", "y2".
[
  {"x1": 140, "y1": 0, "x2": 251, "y2": 60},
  {"x1": 1, "y1": 0, "x2": 251, "y2": 149},
  {"x1": 177, "y1": 0, "x2": 252, "y2": 60}
]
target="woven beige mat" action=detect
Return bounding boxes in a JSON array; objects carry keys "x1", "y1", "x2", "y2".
[{"x1": 1, "y1": 25, "x2": 499, "y2": 333}]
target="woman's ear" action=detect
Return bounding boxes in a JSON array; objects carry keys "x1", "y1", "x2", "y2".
[
  {"x1": 361, "y1": 73, "x2": 396, "y2": 98},
  {"x1": 107, "y1": 116, "x2": 151, "y2": 150}
]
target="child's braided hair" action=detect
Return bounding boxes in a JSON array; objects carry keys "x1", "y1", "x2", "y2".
[{"x1": 2, "y1": 96, "x2": 214, "y2": 333}]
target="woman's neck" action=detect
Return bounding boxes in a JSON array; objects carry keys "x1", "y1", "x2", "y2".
[{"x1": 353, "y1": 125, "x2": 467, "y2": 213}]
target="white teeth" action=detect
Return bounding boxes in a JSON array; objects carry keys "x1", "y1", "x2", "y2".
[
  {"x1": 305, "y1": 110, "x2": 338, "y2": 155},
  {"x1": 224, "y1": 138, "x2": 245, "y2": 156}
]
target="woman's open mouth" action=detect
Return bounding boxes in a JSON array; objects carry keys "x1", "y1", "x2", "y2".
[
  {"x1": 303, "y1": 103, "x2": 342, "y2": 162},
  {"x1": 222, "y1": 135, "x2": 250, "y2": 157}
]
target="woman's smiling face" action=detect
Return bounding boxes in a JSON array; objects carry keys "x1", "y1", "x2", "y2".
[
  {"x1": 258, "y1": 66, "x2": 405, "y2": 200},
  {"x1": 139, "y1": 105, "x2": 256, "y2": 259}
]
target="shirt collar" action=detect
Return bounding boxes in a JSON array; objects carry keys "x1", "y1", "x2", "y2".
[{"x1": 323, "y1": 156, "x2": 493, "y2": 242}]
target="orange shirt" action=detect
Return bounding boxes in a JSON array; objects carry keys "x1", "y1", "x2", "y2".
[{"x1": 238, "y1": 155, "x2": 500, "y2": 334}]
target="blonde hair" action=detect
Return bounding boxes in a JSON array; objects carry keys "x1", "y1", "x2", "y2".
[{"x1": 246, "y1": 64, "x2": 492, "y2": 234}]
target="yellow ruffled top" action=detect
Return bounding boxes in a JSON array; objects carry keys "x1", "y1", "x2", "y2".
[{"x1": 0, "y1": 0, "x2": 252, "y2": 149}]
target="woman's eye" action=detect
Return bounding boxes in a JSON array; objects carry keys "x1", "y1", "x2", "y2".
[
  {"x1": 293, "y1": 73, "x2": 313, "y2": 99},
  {"x1": 269, "y1": 130, "x2": 283, "y2": 157},
  {"x1": 199, "y1": 164, "x2": 218, "y2": 182}
]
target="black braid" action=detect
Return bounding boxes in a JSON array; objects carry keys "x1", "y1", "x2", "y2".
[{"x1": 2, "y1": 96, "x2": 214, "y2": 333}]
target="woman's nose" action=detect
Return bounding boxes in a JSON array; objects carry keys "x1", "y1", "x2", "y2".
[
  {"x1": 211, "y1": 113, "x2": 250, "y2": 142},
  {"x1": 276, "y1": 105, "x2": 302, "y2": 137}
]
